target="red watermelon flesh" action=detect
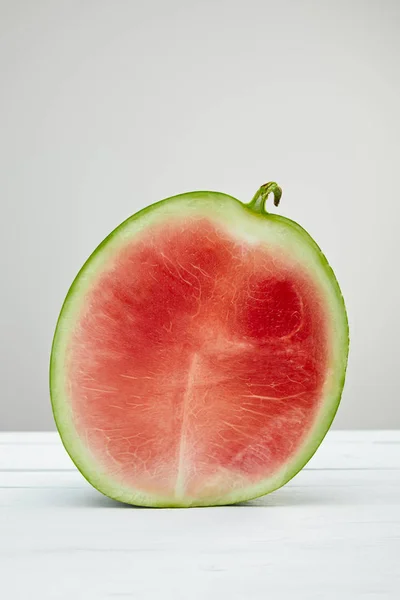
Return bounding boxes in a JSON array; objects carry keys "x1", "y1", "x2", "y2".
[
  {"x1": 68, "y1": 218, "x2": 327, "y2": 501},
  {"x1": 51, "y1": 187, "x2": 348, "y2": 507}
]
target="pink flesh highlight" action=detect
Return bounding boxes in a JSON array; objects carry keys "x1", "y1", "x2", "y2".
[{"x1": 67, "y1": 218, "x2": 329, "y2": 500}]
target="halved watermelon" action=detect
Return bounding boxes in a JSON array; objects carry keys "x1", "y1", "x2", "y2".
[{"x1": 50, "y1": 183, "x2": 349, "y2": 507}]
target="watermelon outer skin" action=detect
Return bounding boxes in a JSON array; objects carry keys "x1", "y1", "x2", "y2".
[{"x1": 50, "y1": 190, "x2": 349, "y2": 507}]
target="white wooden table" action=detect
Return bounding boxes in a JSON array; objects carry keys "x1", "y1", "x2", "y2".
[{"x1": 1, "y1": 431, "x2": 399, "y2": 599}]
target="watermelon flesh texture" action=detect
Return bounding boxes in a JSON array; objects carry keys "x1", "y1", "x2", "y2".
[{"x1": 51, "y1": 191, "x2": 348, "y2": 507}]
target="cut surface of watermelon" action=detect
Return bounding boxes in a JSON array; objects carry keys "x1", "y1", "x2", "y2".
[{"x1": 50, "y1": 185, "x2": 348, "y2": 507}]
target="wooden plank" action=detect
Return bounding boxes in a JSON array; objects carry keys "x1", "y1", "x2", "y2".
[
  {"x1": 0, "y1": 467, "x2": 399, "y2": 490},
  {"x1": 0, "y1": 485, "x2": 399, "y2": 600},
  {"x1": 0, "y1": 469, "x2": 399, "y2": 508},
  {"x1": 1, "y1": 431, "x2": 399, "y2": 471}
]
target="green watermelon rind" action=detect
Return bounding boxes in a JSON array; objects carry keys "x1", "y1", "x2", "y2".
[{"x1": 50, "y1": 190, "x2": 349, "y2": 507}]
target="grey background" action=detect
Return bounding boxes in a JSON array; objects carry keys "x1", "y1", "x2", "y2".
[{"x1": 0, "y1": 0, "x2": 399, "y2": 430}]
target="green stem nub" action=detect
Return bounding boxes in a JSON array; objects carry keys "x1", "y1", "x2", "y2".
[{"x1": 248, "y1": 182, "x2": 282, "y2": 214}]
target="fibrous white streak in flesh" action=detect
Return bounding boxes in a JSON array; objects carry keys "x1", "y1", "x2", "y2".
[
  {"x1": 175, "y1": 352, "x2": 199, "y2": 499},
  {"x1": 81, "y1": 386, "x2": 118, "y2": 393},
  {"x1": 240, "y1": 392, "x2": 306, "y2": 401},
  {"x1": 160, "y1": 251, "x2": 194, "y2": 288},
  {"x1": 119, "y1": 374, "x2": 155, "y2": 380}
]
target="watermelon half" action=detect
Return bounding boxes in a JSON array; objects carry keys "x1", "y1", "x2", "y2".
[{"x1": 50, "y1": 182, "x2": 349, "y2": 507}]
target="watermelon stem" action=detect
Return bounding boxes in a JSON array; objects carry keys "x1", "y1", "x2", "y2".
[{"x1": 249, "y1": 182, "x2": 282, "y2": 214}]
